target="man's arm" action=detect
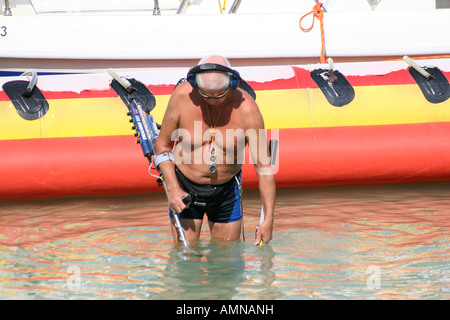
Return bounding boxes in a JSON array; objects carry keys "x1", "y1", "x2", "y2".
[
  {"x1": 155, "y1": 87, "x2": 188, "y2": 214},
  {"x1": 246, "y1": 101, "x2": 276, "y2": 245}
]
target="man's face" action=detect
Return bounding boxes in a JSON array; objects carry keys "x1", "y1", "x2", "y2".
[{"x1": 198, "y1": 87, "x2": 229, "y2": 106}]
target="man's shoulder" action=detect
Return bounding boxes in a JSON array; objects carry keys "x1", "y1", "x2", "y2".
[
  {"x1": 173, "y1": 81, "x2": 192, "y2": 96},
  {"x1": 167, "y1": 81, "x2": 194, "y2": 109},
  {"x1": 234, "y1": 89, "x2": 264, "y2": 127},
  {"x1": 236, "y1": 89, "x2": 259, "y2": 111}
]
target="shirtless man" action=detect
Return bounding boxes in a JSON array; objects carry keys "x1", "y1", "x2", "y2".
[{"x1": 154, "y1": 55, "x2": 275, "y2": 245}]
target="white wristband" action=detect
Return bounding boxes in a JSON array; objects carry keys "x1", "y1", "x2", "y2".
[{"x1": 154, "y1": 152, "x2": 174, "y2": 168}]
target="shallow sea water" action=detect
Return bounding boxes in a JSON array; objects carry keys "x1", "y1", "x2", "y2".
[{"x1": 0, "y1": 182, "x2": 448, "y2": 300}]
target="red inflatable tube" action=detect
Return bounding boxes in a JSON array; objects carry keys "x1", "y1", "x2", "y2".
[
  {"x1": 262, "y1": 122, "x2": 450, "y2": 189},
  {"x1": 1, "y1": 122, "x2": 450, "y2": 200}
]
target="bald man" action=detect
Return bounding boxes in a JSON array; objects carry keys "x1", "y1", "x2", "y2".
[{"x1": 155, "y1": 55, "x2": 275, "y2": 245}]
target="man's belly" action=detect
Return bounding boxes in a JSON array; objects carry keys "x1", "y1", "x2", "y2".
[{"x1": 176, "y1": 162, "x2": 242, "y2": 185}]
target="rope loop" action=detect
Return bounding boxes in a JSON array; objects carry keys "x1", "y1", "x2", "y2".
[{"x1": 299, "y1": 2, "x2": 326, "y2": 63}]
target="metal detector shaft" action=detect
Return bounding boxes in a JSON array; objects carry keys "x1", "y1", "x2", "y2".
[
  {"x1": 109, "y1": 69, "x2": 190, "y2": 248},
  {"x1": 135, "y1": 103, "x2": 190, "y2": 248},
  {"x1": 136, "y1": 104, "x2": 190, "y2": 248},
  {"x1": 136, "y1": 103, "x2": 190, "y2": 248}
]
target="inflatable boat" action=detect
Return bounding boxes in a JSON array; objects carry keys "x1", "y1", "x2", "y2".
[{"x1": 1, "y1": 0, "x2": 450, "y2": 199}]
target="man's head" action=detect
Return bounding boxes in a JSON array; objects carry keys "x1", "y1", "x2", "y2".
[
  {"x1": 196, "y1": 56, "x2": 232, "y2": 94},
  {"x1": 187, "y1": 55, "x2": 240, "y2": 104}
]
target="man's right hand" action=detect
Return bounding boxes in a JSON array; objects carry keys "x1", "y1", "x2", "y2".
[{"x1": 168, "y1": 187, "x2": 189, "y2": 213}]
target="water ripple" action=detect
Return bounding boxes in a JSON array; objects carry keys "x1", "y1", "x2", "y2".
[{"x1": 0, "y1": 183, "x2": 448, "y2": 299}]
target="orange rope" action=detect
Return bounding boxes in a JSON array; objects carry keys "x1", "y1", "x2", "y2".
[{"x1": 299, "y1": 2, "x2": 326, "y2": 64}]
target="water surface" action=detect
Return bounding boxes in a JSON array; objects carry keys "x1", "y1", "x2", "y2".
[{"x1": 0, "y1": 182, "x2": 448, "y2": 299}]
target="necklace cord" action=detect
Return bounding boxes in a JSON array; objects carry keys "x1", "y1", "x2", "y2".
[{"x1": 206, "y1": 95, "x2": 228, "y2": 145}]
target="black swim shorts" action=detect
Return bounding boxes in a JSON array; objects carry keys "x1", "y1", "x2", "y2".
[{"x1": 168, "y1": 167, "x2": 243, "y2": 223}]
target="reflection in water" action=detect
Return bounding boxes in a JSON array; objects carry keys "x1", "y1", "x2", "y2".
[
  {"x1": 0, "y1": 182, "x2": 448, "y2": 299},
  {"x1": 154, "y1": 242, "x2": 280, "y2": 300}
]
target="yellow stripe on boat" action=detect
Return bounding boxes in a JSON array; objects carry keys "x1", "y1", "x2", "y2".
[
  {"x1": 0, "y1": 96, "x2": 168, "y2": 140},
  {"x1": 259, "y1": 84, "x2": 450, "y2": 129},
  {"x1": 1, "y1": 84, "x2": 449, "y2": 140}
]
